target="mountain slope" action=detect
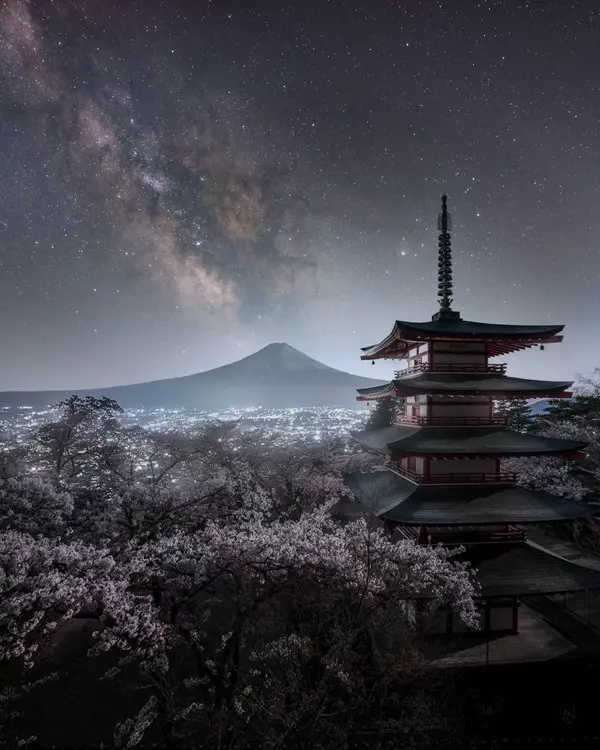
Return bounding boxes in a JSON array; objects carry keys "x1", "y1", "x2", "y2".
[{"x1": 0, "y1": 343, "x2": 385, "y2": 409}]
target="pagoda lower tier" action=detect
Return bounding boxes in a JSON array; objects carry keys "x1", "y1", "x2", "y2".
[
  {"x1": 414, "y1": 541, "x2": 600, "y2": 635},
  {"x1": 339, "y1": 468, "x2": 600, "y2": 635},
  {"x1": 466, "y1": 541, "x2": 600, "y2": 598},
  {"x1": 345, "y1": 418, "x2": 595, "y2": 636}
]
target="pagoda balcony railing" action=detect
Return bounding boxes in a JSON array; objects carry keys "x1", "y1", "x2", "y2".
[
  {"x1": 423, "y1": 528, "x2": 526, "y2": 546},
  {"x1": 393, "y1": 466, "x2": 517, "y2": 485},
  {"x1": 395, "y1": 414, "x2": 423, "y2": 425},
  {"x1": 397, "y1": 525, "x2": 526, "y2": 545},
  {"x1": 394, "y1": 362, "x2": 507, "y2": 378},
  {"x1": 395, "y1": 414, "x2": 508, "y2": 427}
]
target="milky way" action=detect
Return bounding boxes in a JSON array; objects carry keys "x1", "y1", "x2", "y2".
[{"x1": 1, "y1": 0, "x2": 599, "y2": 389}]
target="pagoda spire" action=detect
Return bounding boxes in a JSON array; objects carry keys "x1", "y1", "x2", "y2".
[{"x1": 432, "y1": 194, "x2": 461, "y2": 321}]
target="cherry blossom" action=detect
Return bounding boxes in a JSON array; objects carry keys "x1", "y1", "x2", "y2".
[
  {"x1": 0, "y1": 415, "x2": 477, "y2": 748},
  {"x1": 0, "y1": 476, "x2": 74, "y2": 536}
]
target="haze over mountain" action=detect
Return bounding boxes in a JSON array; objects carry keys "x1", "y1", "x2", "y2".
[{"x1": 0, "y1": 344, "x2": 385, "y2": 410}]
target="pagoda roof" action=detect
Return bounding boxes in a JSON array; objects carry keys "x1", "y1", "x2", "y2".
[
  {"x1": 342, "y1": 470, "x2": 592, "y2": 525},
  {"x1": 353, "y1": 425, "x2": 586, "y2": 457},
  {"x1": 357, "y1": 373, "x2": 573, "y2": 400},
  {"x1": 361, "y1": 319, "x2": 564, "y2": 359},
  {"x1": 471, "y1": 543, "x2": 600, "y2": 597}
]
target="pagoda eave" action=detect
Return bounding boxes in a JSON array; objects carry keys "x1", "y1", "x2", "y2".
[
  {"x1": 362, "y1": 337, "x2": 563, "y2": 361},
  {"x1": 357, "y1": 375, "x2": 574, "y2": 400},
  {"x1": 389, "y1": 449, "x2": 586, "y2": 460},
  {"x1": 471, "y1": 543, "x2": 600, "y2": 598},
  {"x1": 357, "y1": 390, "x2": 573, "y2": 402},
  {"x1": 342, "y1": 470, "x2": 593, "y2": 525},
  {"x1": 361, "y1": 321, "x2": 565, "y2": 360},
  {"x1": 353, "y1": 425, "x2": 587, "y2": 458}
]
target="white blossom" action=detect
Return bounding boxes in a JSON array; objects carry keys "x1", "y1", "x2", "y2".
[
  {"x1": 0, "y1": 476, "x2": 74, "y2": 536},
  {"x1": 502, "y1": 455, "x2": 590, "y2": 500},
  {"x1": 0, "y1": 418, "x2": 477, "y2": 747}
]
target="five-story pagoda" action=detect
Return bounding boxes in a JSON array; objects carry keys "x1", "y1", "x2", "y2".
[{"x1": 344, "y1": 195, "x2": 600, "y2": 635}]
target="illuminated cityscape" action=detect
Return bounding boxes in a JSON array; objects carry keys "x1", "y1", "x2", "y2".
[{"x1": 0, "y1": 405, "x2": 370, "y2": 449}]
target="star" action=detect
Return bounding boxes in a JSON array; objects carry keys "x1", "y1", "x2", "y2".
[{"x1": 0, "y1": 0, "x2": 596, "y2": 389}]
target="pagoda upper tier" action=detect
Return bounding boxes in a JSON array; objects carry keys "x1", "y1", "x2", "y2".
[{"x1": 361, "y1": 319, "x2": 564, "y2": 360}]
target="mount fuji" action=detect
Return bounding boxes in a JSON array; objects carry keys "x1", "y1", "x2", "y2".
[{"x1": 0, "y1": 343, "x2": 385, "y2": 409}]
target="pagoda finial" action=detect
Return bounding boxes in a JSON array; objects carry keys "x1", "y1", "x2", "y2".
[{"x1": 432, "y1": 194, "x2": 461, "y2": 321}]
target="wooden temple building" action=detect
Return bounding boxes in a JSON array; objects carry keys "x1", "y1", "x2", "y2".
[{"x1": 343, "y1": 195, "x2": 600, "y2": 635}]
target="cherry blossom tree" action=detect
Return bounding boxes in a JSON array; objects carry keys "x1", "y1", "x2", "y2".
[
  {"x1": 0, "y1": 412, "x2": 478, "y2": 749},
  {"x1": 501, "y1": 415, "x2": 600, "y2": 501},
  {"x1": 502, "y1": 407, "x2": 600, "y2": 557},
  {"x1": 111, "y1": 499, "x2": 477, "y2": 748},
  {"x1": 0, "y1": 529, "x2": 165, "y2": 745},
  {"x1": 502, "y1": 455, "x2": 590, "y2": 501},
  {"x1": 0, "y1": 476, "x2": 74, "y2": 536},
  {"x1": 538, "y1": 417, "x2": 600, "y2": 552}
]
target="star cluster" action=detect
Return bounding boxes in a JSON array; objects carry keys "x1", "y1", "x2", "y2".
[{"x1": 1, "y1": 0, "x2": 599, "y2": 389}]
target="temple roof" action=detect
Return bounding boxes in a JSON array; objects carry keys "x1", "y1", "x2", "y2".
[
  {"x1": 357, "y1": 373, "x2": 573, "y2": 400},
  {"x1": 361, "y1": 319, "x2": 564, "y2": 359},
  {"x1": 470, "y1": 543, "x2": 600, "y2": 597},
  {"x1": 353, "y1": 425, "x2": 586, "y2": 457},
  {"x1": 342, "y1": 470, "x2": 592, "y2": 525}
]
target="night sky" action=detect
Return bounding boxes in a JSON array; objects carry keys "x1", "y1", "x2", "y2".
[{"x1": 1, "y1": 0, "x2": 599, "y2": 391}]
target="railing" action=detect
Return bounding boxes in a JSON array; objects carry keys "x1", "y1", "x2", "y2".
[
  {"x1": 394, "y1": 363, "x2": 429, "y2": 377},
  {"x1": 392, "y1": 466, "x2": 517, "y2": 485},
  {"x1": 421, "y1": 472, "x2": 518, "y2": 484},
  {"x1": 392, "y1": 466, "x2": 423, "y2": 482},
  {"x1": 395, "y1": 414, "x2": 423, "y2": 425},
  {"x1": 394, "y1": 362, "x2": 507, "y2": 378},
  {"x1": 395, "y1": 414, "x2": 507, "y2": 427},
  {"x1": 427, "y1": 416, "x2": 507, "y2": 426},
  {"x1": 426, "y1": 528, "x2": 526, "y2": 545},
  {"x1": 397, "y1": 524, "x2": 526, "y2": 545}
]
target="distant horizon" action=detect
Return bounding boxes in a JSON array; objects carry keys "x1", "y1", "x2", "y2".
[
  {"x1": 0, "y1": 335, "x2": 589, "y2": 395},
  {"x1": 0, "y1": 341, "x2": 381, "y2": 393},
  {"x1": 0, "y1": 341, "x2": 386, "y2": 413},
  {"x1": 1, "y1": 304, "x2": 592, "y2": 391}
]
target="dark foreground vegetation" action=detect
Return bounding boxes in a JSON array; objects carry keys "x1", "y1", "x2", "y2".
[
  {"x1": 1, "y1": 395, "x2": 477, "y2": 748},
  {"x1": 2, "y1": 376, "x2": 600, "y2": 748}
]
